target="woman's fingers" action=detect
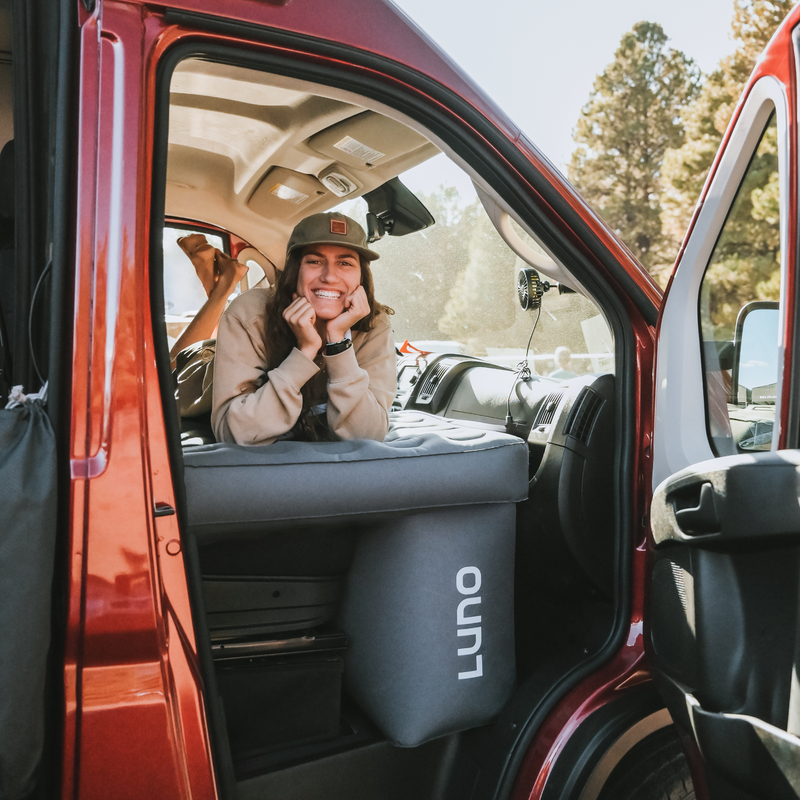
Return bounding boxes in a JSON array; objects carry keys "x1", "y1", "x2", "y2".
[
  {"x1": 283, "y1": 295, "x2": 313, "y2": 319},
  {"x1": 283, "y1": 297, "x2": 322, "y2": 357},
  {"x1": 282, "y1": 296, "x2": 317, "y2": 332},
  {"x1": 327, "y1": 286, "x2": 370, "y2": 341},
  {"x1": 346, "y1": 285, "x2": 370, "y2": 319}
]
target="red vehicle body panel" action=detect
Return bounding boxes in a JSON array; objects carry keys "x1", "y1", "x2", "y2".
[
  {"x1": 61, "y1": 0, "x2": 681, "y2": 797},
  {"x1": 67, "y1": 4, "x2": 217, "y2": 797}
]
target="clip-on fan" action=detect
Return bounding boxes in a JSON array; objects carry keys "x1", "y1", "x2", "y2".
[{"x1": 505, "y1": 269, "x2": 552, "y2": 435}]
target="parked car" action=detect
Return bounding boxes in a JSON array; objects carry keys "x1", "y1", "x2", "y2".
[{"x1": 1, "y1": 1, "x2": 798, "y2": 798}]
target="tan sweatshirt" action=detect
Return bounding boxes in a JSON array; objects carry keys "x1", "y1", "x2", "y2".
[{"x1": 211, "y1": 288, "x2": 396, "y2": 446}]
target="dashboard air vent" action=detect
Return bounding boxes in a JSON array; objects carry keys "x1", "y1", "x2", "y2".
[
  {"x1": 417, "y1": 362, "x2": 449, "y2": 404},
  {"x1": 563, "y1": 387, "x2": 604, "y2": 444},
  {"x1": 533, "y1": 390, "x2": 565, "y2": 428}
]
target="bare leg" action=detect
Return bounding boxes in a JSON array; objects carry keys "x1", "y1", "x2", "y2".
[{"x1": 170, "y1": 249, "x2": 249, "y2": 366}]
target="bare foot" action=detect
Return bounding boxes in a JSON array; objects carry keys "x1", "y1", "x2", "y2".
[
  {"x1": 178, "y1": 234, "x2": 217, "y2": 297},
  {"x1": 213, "y1": 251, "x2": 249, "y2": 297}
]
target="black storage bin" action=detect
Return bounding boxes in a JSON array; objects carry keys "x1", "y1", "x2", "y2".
[
  {"x1": 203, "y1": 574, "x2": 346, "y2": 639},
  {"x1": 214, "y1": 632, "x2": 347, "y2": 757},
  {"x1": 199, "y1": 526, "x2": 357, "y2": 639}
]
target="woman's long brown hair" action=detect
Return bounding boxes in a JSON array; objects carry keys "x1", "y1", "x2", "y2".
[{"x1": 262, "y1": 248, "x2": 393, "y2": 440}]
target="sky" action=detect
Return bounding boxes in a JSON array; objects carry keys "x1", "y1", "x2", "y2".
[{"x1": 391, "y1": 0, "x2": 740, "y2": 172}]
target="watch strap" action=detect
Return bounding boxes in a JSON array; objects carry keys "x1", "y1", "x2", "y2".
[{"x1": 325, "y1": 338, "x2": 353, "y2": 356}]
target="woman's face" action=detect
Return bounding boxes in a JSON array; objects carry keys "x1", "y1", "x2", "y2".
[{"x1": 296, "y1": 244, "x2": 362, "y2": 320}]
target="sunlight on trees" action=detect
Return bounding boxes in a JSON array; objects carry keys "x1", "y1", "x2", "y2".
[
  {"x1": 570, "y1": 1, "x2": 795, "y2": 287},
  {"x1": 367, "y1": 186, "x2": 612, "y2": 373},
  {"x1": 701, "y1": 115, "x2": 781, "y2": 340},
  {"x1": 568, "y1": 21, "x2": 700, "y2": 273},
  {"x1": 661, "y1": 0, "x2": 794, "y2": 285}
]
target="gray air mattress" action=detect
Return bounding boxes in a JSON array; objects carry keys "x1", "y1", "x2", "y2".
[
  {"x1": 183, "y1": 413, "x2": 528, "y2": 534},
  {"x1": 183, "y1": 411, "x2": 528, "y2": 746}
]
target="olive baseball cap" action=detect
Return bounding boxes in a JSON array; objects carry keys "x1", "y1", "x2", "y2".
[{"x1": 286, "y1": 212, "x2": 380, "y2": 261}]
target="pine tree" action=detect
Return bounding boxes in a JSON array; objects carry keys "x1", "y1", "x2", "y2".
[
  {"x1": 569, "y1": 22, "x2": 700, "y2": 271},
  {"x1": 369, "y1": 187, "x2": 480, "y2": 344},
  {"x1": 437, "y1": 207, "x2": 519, "y2": 351},
  {"x1": 660, "y1": 0, "x2": 795, "y2": 283},
  {"x1": 701, "y1": 109, "x2": 781, "y2": 338}
]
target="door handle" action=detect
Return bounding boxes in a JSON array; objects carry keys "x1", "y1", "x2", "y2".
[
  {"x1": 653, "y1": 451, "x2": 800, "y2": 548},
  {"x1": 674, "y1": 482, "x2": 720, "y2": 534}
]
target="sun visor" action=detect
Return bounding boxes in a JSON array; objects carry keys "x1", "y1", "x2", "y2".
[
  {"x1": 307, "y1": 111, "x2": 429, "y2": 171},
  {"x1": 248, "y1": 167, "x2": 325, "y2": 218}
]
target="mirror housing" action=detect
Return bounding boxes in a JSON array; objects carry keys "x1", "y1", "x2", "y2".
[
  {"x1": 363, "y1": 178, "x2": 435, "y2": 243},
  {"x1": 731, "y1": 301, "x2": 779, "y2": 406}
]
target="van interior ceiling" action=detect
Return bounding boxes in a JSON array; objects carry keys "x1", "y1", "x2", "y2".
[{"x1": 167, "y1": 59, "x2": 440, "y2": 267}]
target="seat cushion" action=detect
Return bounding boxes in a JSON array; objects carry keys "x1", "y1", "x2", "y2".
[{"x1": 182, "y1": 411, "x2": 529, "y2": 538}]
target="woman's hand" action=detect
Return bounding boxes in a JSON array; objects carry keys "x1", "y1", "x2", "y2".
[
  {"x1": 326, "y1": 285, "x2": 370, "y2": 343},
  {"x1": 283, "y1": 294, "x2": 323, "y2": 360}
]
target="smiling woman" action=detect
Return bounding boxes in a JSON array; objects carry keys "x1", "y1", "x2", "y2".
[
  {"x1": 211, "y1": 212, "x2": 397, "y2": 446},
  {"x1": 294, "y1": 244, "x2": 363, "y2": 345}
]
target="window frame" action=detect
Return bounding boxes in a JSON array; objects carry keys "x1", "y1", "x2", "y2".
[
  {"x1": 148, "y1": 36, "x2": 654, "y2": 798},
  {"x1": 697, "y1": 109, "x2": 782, "y2": 456},
  {"x1": 652, "y1": 76, "x2": 790, "y2": 489}
]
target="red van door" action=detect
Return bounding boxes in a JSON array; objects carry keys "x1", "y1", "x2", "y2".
[{"x1": 648, "y1": 11, "x2": 800, "y2": 799}]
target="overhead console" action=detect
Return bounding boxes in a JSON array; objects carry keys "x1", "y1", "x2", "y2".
[
  {"x1": 247, "y1": 112, "x2": 437, "y2": 225},
  {"x1": 166, "y1": 60, "x2": 440, "y2": 258},
  {"x1": 307, "y1": 111, "x2": 431, "y2": 171},
  {"x1": 247, "y1": 166, "x2": 328, "y2": 219}
]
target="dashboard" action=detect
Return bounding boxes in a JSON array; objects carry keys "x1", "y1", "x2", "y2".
[
  {"x1": 394, "y1": 352, "x2": 610, "y2": 441},
  {"x1": 393, "y1": 351, "x2": 618, "y2": 598}
]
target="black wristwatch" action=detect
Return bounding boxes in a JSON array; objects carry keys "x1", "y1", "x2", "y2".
[{"x1": 325, "y1": 338, "x2": 353, "y2": 356}]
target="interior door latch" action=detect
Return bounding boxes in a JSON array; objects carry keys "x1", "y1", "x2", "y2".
[{"x1": 674, "y1": 482, "x2": 720, "y2": 534}]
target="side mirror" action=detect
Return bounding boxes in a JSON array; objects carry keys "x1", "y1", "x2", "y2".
[{"x1": 732, "y1": 301, "x2": 779, "y2": 407}]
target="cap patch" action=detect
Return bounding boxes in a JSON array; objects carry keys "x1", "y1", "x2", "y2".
[{"x1": 330, "y1": 219, "x2": 348, "y2": 235}]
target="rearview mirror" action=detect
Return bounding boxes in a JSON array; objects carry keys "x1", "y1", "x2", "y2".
[{"x1": 363, "y1": 178, "x2": 435, "y2": 243}]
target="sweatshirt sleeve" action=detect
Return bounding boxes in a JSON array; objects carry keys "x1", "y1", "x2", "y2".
[
  {"x1": 211, "y1": 292, "x2": 320, "y2": 446},
  {"x1": 324, "y1": 313, "x2": 397, "y2": 442}
]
